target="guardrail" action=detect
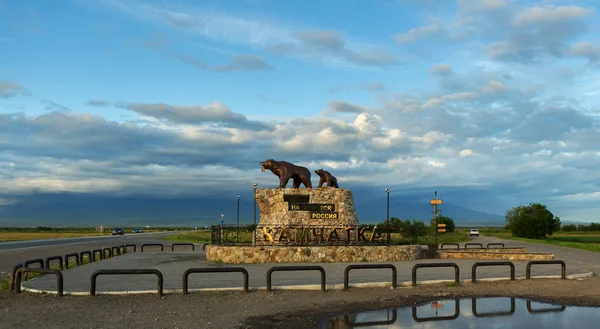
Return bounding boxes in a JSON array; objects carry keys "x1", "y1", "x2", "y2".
[
  {"x1": 472, "y1": 297, "x2": 515, "y2": 317},
  {"x1": 141, "y1": 243, "x2": 164, "y2": 252},
  {"x1": 172, "y1": 243, "x2": 195, "y2": 251},
  {"x1": 526, "y1": 260, "x2": 566, "y2": 280},
  {"x1": 65, "y1": 253, "x2": 80, "y2": 269},
  {"x1": 45, "y1": 255, "x2": 64, "y2": 271},
  {"x1": 90, "y1": 269, "x2": 164, "y2": 296},
  {"x1": 343, "y1": 264, "x2": 397, "y2": 290},
  {"x1": 111, "y1": 246, "x2": 120, "y2": 256},
  {"x1": 472, "y1": 261, "x2": 515, "y2": 282},
  {"x1": 92, "y1": 249, "x2": 103, "y2": 262},
  {"x1": 412, "y1": 298, "x2": 460, "y2": 322},
  {"x1": 10, "y1": 263, "x2": 23, "y2": 292},
  {"x1": 15, "y1": 268, "x2": 63, "y2": 296},
  {"x1": 125, "y1": 244, "x2": 137, "y2": 252},
  {"x1": 412, "y1": 263, "x2": 460, "y2": 286},
  {"x1": 486, "y1": 243, "x2": 505, "y2": 248},
  {"x1": 440, "y1": 243, "x2": 460, "y2": 249},
  {"x1": 203, "y1": 243, "x2": 211, "y2": 251},
  {"x1": 526, "y1": 300, "x2": 566, "y2": 314},
  {"x1": 80, "y1": 250, "x2": 92, "y2": 263},
  {"x1": 266, "y1": 266, "x2": 326, "y2": 292},
  {"x1": 103, "y1": 247, "x2": 112, "y2": 259},
  {"x1": 24, "y1": 258, "x2": 44, "y2": 269},
  {"x1": 183, "y1": 267, "x2": 249, "y2": 294},
  {"x1": 343, "y1": 309, "x2": 397, "y2": 326},
  {"x1": 464, "y1": 243, "x2": 483, "y2": 249}
]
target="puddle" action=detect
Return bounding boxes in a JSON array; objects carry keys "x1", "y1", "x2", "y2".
[{"x1": 323, "y1": 297, "x2": 599, "y2": 328}]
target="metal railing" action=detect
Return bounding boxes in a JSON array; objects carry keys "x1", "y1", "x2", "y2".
[
  {"x1": 266, "y1": 266, "x2": 326, "y2": 292},
  {"x1": 344, "y1": 264, "x2": 397, "y2": 290}
]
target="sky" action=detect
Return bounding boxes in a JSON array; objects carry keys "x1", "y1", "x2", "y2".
[{"x1": 1, "y1": 0, "x2": 600, "y2": 224}]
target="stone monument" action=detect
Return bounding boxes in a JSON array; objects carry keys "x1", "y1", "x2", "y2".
[{"x1": 256, "y1": 159, "x2": 362, "y2": 245}]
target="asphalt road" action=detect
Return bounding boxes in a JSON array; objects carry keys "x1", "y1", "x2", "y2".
[
  {"x1": 0, "y1": 231, "x2": 182, "y2": 278},
  {"x1": 472, "y1": 235, "x2": 600, "y2": 275}
]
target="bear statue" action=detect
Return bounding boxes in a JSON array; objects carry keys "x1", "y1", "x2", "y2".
[
  {"x1": 315, "y1": 169, "x2": 339, "y2": 188},
  {"x1": 260, "y1": 159, "x2": 312, "y2": 188}
]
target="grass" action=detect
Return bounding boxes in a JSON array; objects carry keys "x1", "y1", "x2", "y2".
[
  {"x1": 481, "y1": 229, "x2": 600, "y2": 253},
  {"x1": 160, "y1": 230, "x2": 212, "y2": 244}
]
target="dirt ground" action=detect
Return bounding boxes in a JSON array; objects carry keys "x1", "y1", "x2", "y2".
[{"x1": 2, "y1": 278, "x2": 600, "y2": 329}]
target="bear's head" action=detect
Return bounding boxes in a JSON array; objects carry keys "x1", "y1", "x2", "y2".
[
  {"x1": 314, "y1": 169, "x2": 324, "y2": 176},
  {"x1": 260, "y1": 159, "x2": 276, "y2": 172}
]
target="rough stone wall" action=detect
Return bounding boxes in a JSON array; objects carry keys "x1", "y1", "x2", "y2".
[
  {"x1": 439, "y1": 251, "x2": 554, "y2": 261},
  {"x1": 255, "y1": 188, "x2": 359, "y2": 226},
  {"x1": 206, "y1": 245, "x2": 422, "y2": 263}
]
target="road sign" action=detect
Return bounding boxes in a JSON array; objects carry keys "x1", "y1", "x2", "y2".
[
  {"x1": 437, "y1": 223, "x2": 447, "y2": 227},
  {"x1": 430, "y1": 199, "x2": 443, "y2": 205},
  {"x1": 437, "y1": 228, "x2": 447, "y2": 233}
]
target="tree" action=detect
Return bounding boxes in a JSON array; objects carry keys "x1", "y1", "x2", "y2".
[
  {"x1": 561, "y1": 224, "x2": 576, "y2": 232},
  {"x1": 505, "y1": 203, "x2": 561, "y2": 239},
  {"x1": 432, "y1": 216, "x2": 455, "y2": 233}
]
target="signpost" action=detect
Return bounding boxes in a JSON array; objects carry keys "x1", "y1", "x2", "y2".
[{"x1": 430, "y1": 191, "x2": 443, "y2": 244}]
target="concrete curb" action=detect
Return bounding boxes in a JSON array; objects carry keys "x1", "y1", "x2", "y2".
[{"x1": 20, "y1": 271, "x2": 594, "y2": 296}]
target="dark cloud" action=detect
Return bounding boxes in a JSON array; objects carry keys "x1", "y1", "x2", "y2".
[{"x1": 326, "y1": 100, "x2": 369, "y2": 114}]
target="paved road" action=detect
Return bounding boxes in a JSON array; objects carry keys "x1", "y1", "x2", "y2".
[
  {"x1": 23, "y1": 252, "x2": 590, "y2": 294},
  {"x1": 0, "y1": 231, "x2": 183, "y2": 279},
  {"x1": 471, "y1": 235, "x2": 600, "y2": 276}
]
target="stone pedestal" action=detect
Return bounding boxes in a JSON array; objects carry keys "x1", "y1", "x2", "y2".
[{"x1": 255, "y1": 188, "x2": 359, "y2": 226}]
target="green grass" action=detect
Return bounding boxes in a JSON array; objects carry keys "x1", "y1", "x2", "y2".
[
  {"x1": 160, "y1": 230, "x2": 212, "y2": 244},
  {"x1": 482, "y1": 229, "x2": 600, "y2": 253}
]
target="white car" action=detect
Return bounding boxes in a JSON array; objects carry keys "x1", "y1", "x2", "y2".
[{"x1": 470, "y1": 229, "x2": 480, "y2": 237}]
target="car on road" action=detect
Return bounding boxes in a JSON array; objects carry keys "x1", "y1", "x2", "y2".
[
  {"x1": 135, "y1": 228, "x2": 143, "y2": 233},
  {"x1": 470, "y1": 229, "x2": 480, "y2": 237},
  {"x1": 112, "y1": 228, "x2": 124, "y2": 236}
]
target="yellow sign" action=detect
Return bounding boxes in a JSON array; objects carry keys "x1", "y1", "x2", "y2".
[
  {"x1": 437, "y1": 228, "x2": 447, "y2": 233},
  {"x1": 430, "y1": 199, "x2": 443, "y2": 205},
  {"x1": 437, "y1": 223, "x2": 447, "y2": 227}
]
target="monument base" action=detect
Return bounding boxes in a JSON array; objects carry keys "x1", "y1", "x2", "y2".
[{"x1": 205, "y1": 245, "x2": 422, "y2": 263}]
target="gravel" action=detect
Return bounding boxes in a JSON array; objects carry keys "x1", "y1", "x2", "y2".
[{"x1": 3, "y1": 277, "x2": 600, "y2": 329}]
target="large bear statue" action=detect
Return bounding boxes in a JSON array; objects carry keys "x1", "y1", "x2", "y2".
[{"x1": 260, "y1": 159, "x2": 312, "y2": 188}]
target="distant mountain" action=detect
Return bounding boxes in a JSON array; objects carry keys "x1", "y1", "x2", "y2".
[{"x1": 0, "y1": 191, "x2": 506, "y2": 227}]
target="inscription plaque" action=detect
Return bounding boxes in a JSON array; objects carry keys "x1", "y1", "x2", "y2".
[
  {"x1": 288, "y1": 203, "x2": 335, "y2": 212},
  {"x1": 283, "y1": 195, "x2": 310, "y2": 203}
]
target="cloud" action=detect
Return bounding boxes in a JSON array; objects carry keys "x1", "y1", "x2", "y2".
[
  {"x1": 87, "y1": 100, "x2": 111, "y2": 107},
  {"x1": 116, "y1": 101, "x2": 272, "y2": 130},
  {"x1": 570, "y1": 41, "x2": 600, "y2": 61},
  {"x1": 429, "y1": 64, "x2": 453, "y2": 76},
  {"x1": 0, "y1": 81, "x2": 23, "y2": 98},
  {"x1": 97, "y1": 1, "x2": 398, "y2": 68},
  {"x1": 363, "y1": 83, "x2": 386, "y2": 91},
  {"x1": 512, "y1": 6, "x2": 593, "y2": 26},
  {"x1": 170, "y1": 52, "x2": 273, "y2": 72},
  {"x1": 395, "y1": 24, "x2": 445, "y2": 43},
  {"x1": 324, "y1": 100, "x2": 370, "y2": 115},
  {"x1": 269, "y1": 30, "x2": 399, "y2": 67}
]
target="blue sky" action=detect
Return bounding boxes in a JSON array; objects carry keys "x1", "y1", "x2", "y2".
[{"x1": 2, "y1": 0, "x2": 600, "y2": 224}]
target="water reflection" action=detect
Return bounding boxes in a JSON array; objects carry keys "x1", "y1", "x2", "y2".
[{"x1": 324, "y1": 297, "x2": 599, "y2": 328}]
